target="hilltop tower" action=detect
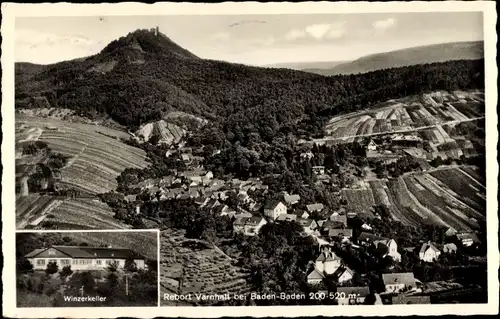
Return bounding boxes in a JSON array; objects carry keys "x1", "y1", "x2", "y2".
[{"x1": 155, "y1": 26, "x2": 159, "y2": 36}]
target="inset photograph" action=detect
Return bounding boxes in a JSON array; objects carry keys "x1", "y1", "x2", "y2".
[{"x1": 16, "y1": 230, "x2": 159, "y2": 307}]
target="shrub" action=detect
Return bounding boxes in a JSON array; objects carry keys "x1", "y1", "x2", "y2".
[
  {"x1": 45, "y1": 262, "x2": 58, "y2": 275},
  {"x1": 59, "y1": 265, "x2": 73, "y2": 280}
]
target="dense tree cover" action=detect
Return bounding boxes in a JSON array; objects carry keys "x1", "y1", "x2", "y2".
[
  {"x1": 233, "y1": 222, "x2": 320, "y2": 305},
  {"x1": 16, "y1": 28, "x2": 484, "y2": 137},
  {"x1": 116, "y1": 140, "x2": 187, "y2": 194},
  {"x1": 21, "y1": 141, "x2": 49, "y2": 155},
  {"x1": 24, "y1": 145, "x2": 68, "y2": 193},
  {"x1": 370, "y1": 155, "x2": 423, "y2": 178}
]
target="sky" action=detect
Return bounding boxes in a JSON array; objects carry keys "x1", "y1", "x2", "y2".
[{"x1": 15, "y1": 12, "x2": 483, "y2": 66}]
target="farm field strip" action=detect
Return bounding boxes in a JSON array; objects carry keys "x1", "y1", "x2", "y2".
[
  {"x1": 16, "y1": 195, "x2": 60, "y2": 228},
  {"x1": 319, "y1": 91, "x2": 485, "y2": 143},
  {"x1": 403, "y1": 175, "x2": 474, "y2": 231},
  {"x1": 17, "y1": 116, "x2": 149, "y2": 195},
  {"x1": 45, "y1": 198, "x2": 129, "y2": 230},
  {"x1": 343, "y1": 167, "x2": 485, "y2": 230},
  {"x1": 429, "y1": 169, "x2": 486, "y2": 214}
]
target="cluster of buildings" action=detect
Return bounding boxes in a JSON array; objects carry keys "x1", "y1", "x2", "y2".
[{"x1": 303, "y1": 221, "x2": 481, "y2": 305}]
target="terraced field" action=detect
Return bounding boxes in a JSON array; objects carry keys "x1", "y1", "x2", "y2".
[
  {"x1": 15, "y1": 115, "x2": 150, "y2": 229},
  {"x1": 16, "y1": 195, "x2": 61, "y2": 228},
  {"x1": 16, "y1": 115, "x2": 149, "y2": 195},
  {"x1": 342, "y1": 166, "x2": 485, "y2": 231},
  {"x1": 15, "y1": 195, "x2": 130, "y2": 230},
  {"x1": 160, "y1": 229, "x2": 253, "y2": 306},
  {"x1": 322, "y1": 90, "x2": 484, "y2": 143},
  {"x1": 41, "y1": 198, "x2": 130, "y2": 230},
  {"x1": 136, "y1": 120, "x2": 186, "y2": 144}
]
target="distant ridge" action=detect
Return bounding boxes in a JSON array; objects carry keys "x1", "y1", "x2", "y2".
[
  {"x1": 303, "y1": 41, "x2": 484, "y2": 76},
  {"x1": 15, "y1": 28, "x2": 484, "y2": 136},
  {"x1": 265, "y1": 61, "x2": 348, "y2": 71}
]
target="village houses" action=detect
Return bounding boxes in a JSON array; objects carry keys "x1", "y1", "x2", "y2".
[
  {"x1": 298, "y1": 218, "x2": 318, "y2": 234},
  {"x1": 233, "y1": 216, "x2": 267, "y2": 236},
  {"x1": 382, "y1": 272, "x2": 418, "y2": 293},
  {"x1": 328, "y1": 228, "x2": 353, "y2": 242},
  {"x1": 307, "y1": 247, "x2": 345, "y2": 284},
  {"x1": 367, "y1": 139, "x2": 378, "y2": 151},
  {"x1": 357, "y1": 232, "x2": 401, "y2": 262},
  {"x1": 315, "y1": 247, "x2": 342, "y2": 275},
  {"x1": 418, "y1": 241, "x2": 441, "y2": 262},
  {"x1": 282, "y1": 192, "x2": 301, "y2": 206},
  {"x1": 306, "y1": 203, "x2": 324, "y2": 213},
  {"x1": 443, "y1": 243, "x2": 458, "y2": 254},
  {"x1": 263, "y1": 201, "x2": 287, "y2": 220},
  {"x1": 456, "y1": 232, "x2": 480, "y2": 247},
  {"x1": 276, "y1": 214, "x2": 297, "y2": 222}
]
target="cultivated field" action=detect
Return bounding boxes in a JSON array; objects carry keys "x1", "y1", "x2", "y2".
[
  {"x1": 15, "y1": 195, "x2": 130, "y2": 230},
  {"x1": 15, "y1": 115, "x2": 150, "y2": 229},
  {"x1": 136, "y1": 120, "x2": 186, "y2": 144},
  {"x1": 322, "y1": 90, "x2": 484, "y2": 143},
  {"x1": 342, "y1": 166, "x2": 486, "y2": 231},
  {"x1": 41, "y1": 198, "x2": 130, "y2": 230},
  {"x1": 160, "y1": 229, "x2": 252, "y2": 305},
  {"x1": 16, "y1": 115, "x2": 148, "y2": 194}
]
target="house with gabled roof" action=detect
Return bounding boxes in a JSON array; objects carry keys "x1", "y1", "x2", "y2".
[
  {"x1": 321, "y1": 220, "x2": 346, "y2": 234},
  {"x1": 214, "y1": 204, "x2": 234, "y2": 217},
  {"x1": 445, "y1": 227, "x2": 457, "y2": 237},
  {"x1": 233, "y1": 216, "x2": 267, "y2": 236},
  {"x1": 307, "y1": 269, "x2": 324, "y2": 285},
  {"x1": 283, "y1": 193, "x2": 301, "y2": 206},
  {"x1": 367, "y1": 139, "x2": 378, "y2": 151},
  {"x1": 419, "y1": 241, "x2": 441, "y2": 262},
  {"x1": 306, "y1": 203, "x2": 324, "y2": 213},
  {"x1": 456, "y1": 232, "x2": 480, "y2": 247},
  {"x1": 315, "y1": 247, "x2": 342, "y2": 275},
  {"x1": 25, "y1": 245, "x2": 146, "y2": 271},
  {"x1": 276, "y1": 214, "x2": 297, "y2": 222},
  {"x1": 376, "y1": 239, "x2": 401, "y2": 262},
  {"x1": 263, "y1": 201, "x2": 287, "y2": 220},
  {"x1": 329, "y1": 228, "x2": 353, "y2": 242},
  {"x1": 382, "y1": 272, "x2": 417, "y2": 293},
  {"x1": 298, "y1": 218, "x2": 318, "y2": 234},
  {"x1": 329, "y1": 214, "x2": 348, "y2": 227},
  {"x1": 443, "y1": 243, "x2": 458, "y2": 254},
  {"x1": 357, "y1": 233, "x2": 401, "y2": 262},
  {"x1": 334, "y1": 266, "x2": 355, "y2": 284}
]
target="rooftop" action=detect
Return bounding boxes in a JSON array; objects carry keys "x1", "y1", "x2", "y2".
[
  {"x1": 382, "y1": 272, "x2": 416, "y2": 287},
  {"x1": 25, "y1": 245, "x2": 145, "y2": 259}
]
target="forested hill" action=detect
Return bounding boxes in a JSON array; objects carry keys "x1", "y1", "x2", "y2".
[
  {"x1": 16, "y1": 29, "x2": 484, "y2": 144},
  {"x1": 308, "y1": 41, "x2": 484, "y2": 76}
]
